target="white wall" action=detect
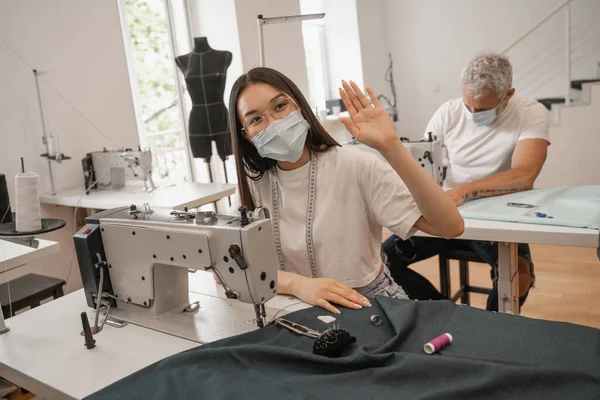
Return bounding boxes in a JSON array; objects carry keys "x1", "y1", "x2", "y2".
[
  {"x1": 234, "y1": 0, "x2": 310, "y2": 96},
  {"x1": 383, "y1": 0, "x2": 600, "y2": 139},
  {"x1": 356, "y1": 0, "x2": 391, "y2": 101},
  {"x1": 536, "y1": 83, "x2": 600, "y2": 187},
  {"x1": 0, "y1": 0, "x2": 139, "y2": 292},
  {"x1": 300, "y1": 0, "x2": 364, "y2": 99}
]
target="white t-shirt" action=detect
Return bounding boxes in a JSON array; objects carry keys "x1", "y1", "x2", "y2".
[
  {"x1": 424, "y1": 96, "x2": 550, "y2": 189},
  {"x1": 248, "y1": 146, "x2": 421, "y2": 288}
]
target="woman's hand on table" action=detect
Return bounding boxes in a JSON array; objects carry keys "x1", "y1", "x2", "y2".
[{"x1": 279, "y1": 271, "x2": 371, "y2": 314}]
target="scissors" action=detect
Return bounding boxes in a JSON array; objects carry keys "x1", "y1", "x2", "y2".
[{"x1": 274, "y1": 318, "x2": 321, "y2": 339}]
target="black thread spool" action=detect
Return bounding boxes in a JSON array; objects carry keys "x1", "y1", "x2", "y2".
[
  {"x1": 0, "y1": 174, "x2": 13, "y2": 224},
  {"x1": 313, "y1": 326, "x2": 356, "y2": 358}
]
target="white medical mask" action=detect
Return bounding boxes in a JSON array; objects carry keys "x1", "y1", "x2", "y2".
[
  {"x1": 251, "y1": 110, "x2": 309, "y2": 163},
  {"x1": 464, "y1": 96, "x2": 506, "y2": 126}
]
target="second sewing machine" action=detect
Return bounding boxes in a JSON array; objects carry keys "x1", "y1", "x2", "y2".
[{"x1": 82, "y1": 148, "x2": 156, "y2": 193}]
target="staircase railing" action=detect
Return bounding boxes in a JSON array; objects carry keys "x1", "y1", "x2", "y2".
[{"x1": 501, "y1": 0, "x2": 574, "y2": 104}]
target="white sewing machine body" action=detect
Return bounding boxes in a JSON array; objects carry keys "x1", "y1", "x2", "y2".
[
  {"x1": 401, "y1": 135, "x2": 444, "y2": 185},
  {"x1": 82, "y1": 149, "x2": 156, "y2": 192},
  {"x1": 347, "y1": 134, "x2": 444, "y2": 184},
  {"x1": 73, "y1": 206, "x2": 279, "y2": 337}
]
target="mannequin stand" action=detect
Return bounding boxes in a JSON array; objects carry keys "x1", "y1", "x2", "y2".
[
  {"x1": 205, "y1": 158, "x2": 214, "y2": 183},
  {"x1": 221, "y1": 157, "x2": 232, "y2": 207}
]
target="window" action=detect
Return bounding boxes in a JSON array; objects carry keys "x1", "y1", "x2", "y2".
[
  {"x1": 121, "y1": 0, "x2": 192, "y2": 184},
  {"x1": 302, "y1": 23, "x2": 329, "y2": 112}
]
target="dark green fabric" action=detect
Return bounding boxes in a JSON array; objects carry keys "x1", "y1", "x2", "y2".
[{"x1": 86, "y1": 297, "x2": 600, "y2": 400}]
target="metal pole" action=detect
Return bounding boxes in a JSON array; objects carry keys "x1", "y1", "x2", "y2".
[
  {"x1": 183, "y1": 0, "x2": 194, "y2": 50},
  {"x1": 497, "y1": 242, "x2": 519, "y2": 314},
  {"x1": 565, "y1": 4, "x2": 571, "y2": 105},
  {"x1": 222, "y1": 159, "x2": 231, "y2": 207},
  {"x1": 257, "y1": 15, "x2": 265, "y2": 67},
  {"x1": 206, "y1": 160, "x2": 213, "y2": 183},
  {"x1": 33, "y1": 70, "x2": 56, "y2": 195}
]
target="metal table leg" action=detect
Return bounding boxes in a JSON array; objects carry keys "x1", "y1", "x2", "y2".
[
  {"x1": 497, "y1": 242, "x2": 519, "y2": 314},
  {"x1": 0, "y1": 302, "x2": 9, "y2": 334}
]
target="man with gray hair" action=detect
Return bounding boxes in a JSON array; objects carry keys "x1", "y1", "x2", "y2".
[{"x1": 384, "y1": 52, "x2": 550, "y2": 311}]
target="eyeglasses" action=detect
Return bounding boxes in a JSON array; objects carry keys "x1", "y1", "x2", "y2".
[{"x1": 242, "y1": 96, "x2": 296, "y2": 136}]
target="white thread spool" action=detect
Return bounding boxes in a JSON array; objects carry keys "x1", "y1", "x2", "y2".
[
  {"x1": 15, "y1": 172, "x2": 42, "y2": 232},
  {"x1": 47, "y1": 134, "x2": 59, "y2": 158}
]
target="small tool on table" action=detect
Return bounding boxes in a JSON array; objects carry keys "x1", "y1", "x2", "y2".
[{"x1": 275, "y1": 318, "x2": 321, "y2": 338}]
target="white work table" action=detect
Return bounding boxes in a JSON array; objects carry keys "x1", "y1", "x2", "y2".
[
  {"x1": 0, "y1": 239, "x2": 60, "y2": 273},
  {"x1": 40, "y1": 181, "x2": 236, "y2": 211},
  {"x1": 0, "y1": 236, "x2": 62, "y2": 387},
  {"x1": 354, "y1": 137, "x2": 600, "y2": 313},
  {"x1": 0, "y1": 291, "x2": 199, "y2": 400},
  {"x1": 418, "y1": 217, "x2": 600, "y2": 248},
  {"x1": 409, "y1": 214, "x2": 600, "y2": 314},
  {"x1": 0, "y1": 272, "x2": 310, "y2": 400}
]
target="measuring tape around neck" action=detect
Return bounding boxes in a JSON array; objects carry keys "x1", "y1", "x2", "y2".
[{"x1": 270, "y1": 155, "x2": 318, "y2": 278}]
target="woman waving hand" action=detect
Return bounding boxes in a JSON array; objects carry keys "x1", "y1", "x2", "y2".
[{"x1": 229, "y1": 68, "x2": 463, "y2": 314}]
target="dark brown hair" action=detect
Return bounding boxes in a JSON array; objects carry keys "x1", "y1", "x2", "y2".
[{"x1": 228, "y1": 67, "x2": 339, "y2": 209}]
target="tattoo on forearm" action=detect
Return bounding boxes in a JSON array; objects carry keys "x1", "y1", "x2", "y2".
[{"x1": 464, "y1": 188, "x2": 524, "y2": 200}]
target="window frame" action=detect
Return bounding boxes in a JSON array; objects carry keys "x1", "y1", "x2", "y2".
[{"x1": 117, "y1": 0, "x2": 195, "y2": 183}]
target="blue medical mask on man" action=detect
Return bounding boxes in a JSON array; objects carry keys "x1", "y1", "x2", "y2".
[
  {"x1": 464, "y1": 95, "x2": 507, "y2": 127},
  {"x1": 251, "y1": 110, "x2": 309, "y2": 163}
]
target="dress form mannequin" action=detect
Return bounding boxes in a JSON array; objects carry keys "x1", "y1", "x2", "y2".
[{"x1": 176, "y1": 37, "x2": 232, "y2": 183}]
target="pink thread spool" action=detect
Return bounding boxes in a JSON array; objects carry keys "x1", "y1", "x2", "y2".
[{"x1": 423, "y1": 333, "x2": 453, "y2": 354}]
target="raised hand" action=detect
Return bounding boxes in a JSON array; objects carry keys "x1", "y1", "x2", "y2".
[{"x1": 338, "y1": 80, "x2": 398, "y2": 151}]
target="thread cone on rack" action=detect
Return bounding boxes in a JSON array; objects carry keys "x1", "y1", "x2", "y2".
[
  {"x1": 47, "y1": 134, "x2": 59, "y2": 158},
  {"x1": 15, "y1": 172, "x2": 42, "y2": 232}
]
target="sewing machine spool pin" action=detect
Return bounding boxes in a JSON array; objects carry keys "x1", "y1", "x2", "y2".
[{"x1": 80, "y1": 312, "x2": 96, "y2": 349}]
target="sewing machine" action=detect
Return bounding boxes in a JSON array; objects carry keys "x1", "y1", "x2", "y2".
[
  {"x1": 348, "y1": 133, "x2": 444, "y2": 184},
  {"x1": 82, "y1": 148, "x2": 156, "y2": 193},
  {"x1": 73, "y1": 205, "x2": 279, "y2": 330},
  {"x1": 400, "y1": 133, "x2": 444, "y2": 184}
]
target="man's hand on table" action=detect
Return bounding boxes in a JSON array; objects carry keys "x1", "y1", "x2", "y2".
[{"x1": 446, "y1": 187, "x2": 467, "y2": 207}]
